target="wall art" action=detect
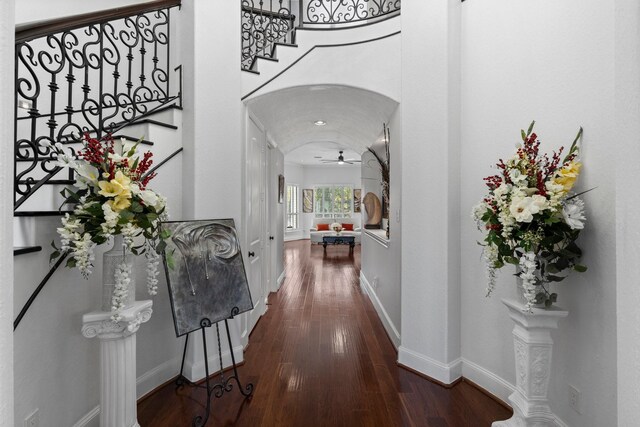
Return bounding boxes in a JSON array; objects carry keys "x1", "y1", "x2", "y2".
[
  {"x1": 303, "y1": 189, "x2": 313, "y2": 213},
  {"x1": 353, "y1": 188, "x2": 362, "y2": 213},
  {"x1": 161, "y1": 219, "x2": 253, "y2": 336}
]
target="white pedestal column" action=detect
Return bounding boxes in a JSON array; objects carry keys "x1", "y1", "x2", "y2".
[
  {"x1": 493, "y1": 299, "x2": 568, "y2": 427},
  {"x1": 82, "y1": 300, "x2": 153, "y2": 427}
]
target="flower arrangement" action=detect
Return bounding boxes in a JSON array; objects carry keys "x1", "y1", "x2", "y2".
[
  {"x1": 472, "y1": 122, "x2": 588, "y2": 311},
  {"x1": 331, "y1": 222, "x2": 343, "y2": 233},
  {"x1": 48, "y1": 133, "x2": 170, "y2": 318}
]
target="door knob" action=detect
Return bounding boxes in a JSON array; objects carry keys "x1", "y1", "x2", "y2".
[
  {"x1": 248, "y1": 251, "x2": 255, "y2": 257},
  {"x1": 269, "y1": 236, "x2": 274, "y2": 240}
]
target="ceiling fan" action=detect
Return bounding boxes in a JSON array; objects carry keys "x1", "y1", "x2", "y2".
[{"x1": 320, "y1": 150, "x2": 361, "y2": 165}]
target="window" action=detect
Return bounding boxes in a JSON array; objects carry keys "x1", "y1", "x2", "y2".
[
  {"x1": 314, "y1": 185, "x2": 353, "y2": 218},
  {"x1": 286, "y1": 184, "x2": 299, "y2": 230}
]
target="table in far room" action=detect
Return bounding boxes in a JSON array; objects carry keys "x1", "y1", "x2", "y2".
[{"x1": 322, "y1": 235, "x2": 356, "y2": 254}]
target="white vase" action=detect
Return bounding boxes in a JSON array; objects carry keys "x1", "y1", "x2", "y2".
[
  {"x1": 493, "y1": 299, "x2": 568, "y2": 427},
  {"x1": 101, "y1": 235, "x2": 136, "y2": 312}
]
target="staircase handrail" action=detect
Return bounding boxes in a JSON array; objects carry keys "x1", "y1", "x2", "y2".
[{"x1": 16, "y1": 0, "x2": 181, "y2": 43}]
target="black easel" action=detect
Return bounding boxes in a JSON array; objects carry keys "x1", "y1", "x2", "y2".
[{"x1": 175, "y1": 308, "x2": 254, "y2": 427}]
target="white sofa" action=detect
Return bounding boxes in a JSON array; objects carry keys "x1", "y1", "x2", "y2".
[{"x1": 309, "y1": 218, "x2": 361, "y2": 244}]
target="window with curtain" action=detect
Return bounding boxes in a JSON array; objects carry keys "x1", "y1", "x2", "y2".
[
  {"x1": 286, "y1": 184, "x2": 299, "y2": 230},
  {"x1": 314, "y1": 185, "x2": 353, "y2": 218}
]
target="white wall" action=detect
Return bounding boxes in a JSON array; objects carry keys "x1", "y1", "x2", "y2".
[
  {"x1": 16, "y1": 0, "x2": 157, "y2": 25},
  {"x1": 399, "y1": 0, "x2": 462, "y2": 384},
  {"x1": 0, "y1": 2, "x2": 14, "y2": 426},
  {"x1": 242, "y1": 18, "x2": 401, "y2": 102},
  {"x1": 460, "y1": 1, "x2": 616, "y2": 426},
  {"x1": 283, "y1": 162, "x2": 362, "y2": 241},
  {"x1": 360, "y1": 105, "x2": 402, "y2": 348},
  {"x1": 615, "y1": 1, "x2": 640, "y2": 424}
]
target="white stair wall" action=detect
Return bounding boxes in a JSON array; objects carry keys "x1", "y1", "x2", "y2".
[{"x1": 242, "y1": 15, "x2": 401, "y2": 100}]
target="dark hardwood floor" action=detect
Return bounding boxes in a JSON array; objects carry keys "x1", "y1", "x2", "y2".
[{"x1": 138, "y1": 240, "x2": 511, "y2": 426}]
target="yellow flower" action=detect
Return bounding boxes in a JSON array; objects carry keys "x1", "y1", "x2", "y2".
[
  {"x1": 113, "y1": 170, "x2": 131, "y2": 188},
  {"x1": 98, "y1": 171, "x2": 132, "y2": 198},
  {"x1": 107, "y1": 195, "x2": 131, "y2": 212},
  {"x1": 98, "y1": 180, "x2": 125, "y2": 197},
  {"x1": 553, "y1": 162, "x2": 582, "y2": 193}
]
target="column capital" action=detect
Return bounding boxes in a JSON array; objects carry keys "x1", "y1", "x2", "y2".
[
  {"x1": 82, "y1": 300, "x2": 153, "y2": 340},
  {"x1": 502, "y1": 298, "x2": 568, "y2": 330}
]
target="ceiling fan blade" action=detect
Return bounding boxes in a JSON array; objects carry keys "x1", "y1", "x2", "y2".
[{"x1": 344, "y1": 159, "x2": 362, "y2": 163}]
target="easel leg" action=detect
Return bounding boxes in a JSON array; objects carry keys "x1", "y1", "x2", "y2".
[
  {"x1": 192, "y1": 320, "x2": 213, "y2": 427},
  {"x1": 224, "y1": 319, "x2": 254, "y2": 397},
  {"x1": 175, "y1": 333, "x2": 190, "y2": 388}
]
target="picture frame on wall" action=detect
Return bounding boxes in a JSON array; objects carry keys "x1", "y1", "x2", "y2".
[
  {"x1": 278, "y1": 174, "x2": 285, "y2": 204},
  {"x1": 353, "y1": 188, "x2": 362, "y2": 213},
  {"x1": 303, "y1": 189, "x2": 313, "y2": 213}
]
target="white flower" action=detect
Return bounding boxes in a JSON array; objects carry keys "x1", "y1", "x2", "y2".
[
  {"x1": 510, "y1": 169, "x2": 528, "y2": 187},
  {"x1": 519, "y1": 252, "x2": 539, "y2": 312},
  {"x1": 510, "y1": 197, "x2": 534, "y2": 223},
  {"x1": 139, "y1": 189, "x2": 159, "y2": 207},
  {"x1": 111, "y1": 261, "x2": 131, "y2": 321},
  {"x1": 529, "y1": 195, "x2": 549, "y2": 214},
  {"x1": 74, "y1": 163, "x2": 100, "y2": 189},
  {"x1": 483, "y1": 244, "x2": 499, "y2": 297},
  {"x1": 471, "y1": 201, "x2": 488, "y2": 228},
  {"x1": 101, "y1": 202, "x2": 119, "y2": 235},
  {"x1": 563, "y1": 198, "x2": 586, "y2": 230},
  {"x1": 493, "y1": 183, "x2": 511, "y2": 199},
  {"x1": 145, "y1": 246, "x2": 160, "y2": 296},
  {"x1": 121, "y1": 223, "x2": 140, "y2": 249}
]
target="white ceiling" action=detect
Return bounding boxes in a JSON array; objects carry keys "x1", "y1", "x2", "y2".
[
  {"x1": 246, "y1": 85, "x2": 399, "y2": 156},
  {"x1": 285, "y1": 141, "x2": 362, "y2": 167}
]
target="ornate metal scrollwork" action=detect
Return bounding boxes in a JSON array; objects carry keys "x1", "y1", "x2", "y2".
[
  {"x1": 305, "y1": 0, "x2": 400, "y2": 25},
  {"x1": 241, "y1": 0, "x2": 296, "y2": 71},
  {"x1": 14, "y1": 6, "x2": 181, "y2": 209}
]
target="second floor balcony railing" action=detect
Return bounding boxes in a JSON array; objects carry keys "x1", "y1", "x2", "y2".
[
  {"x1": 241, "y1": 0, "x2": 401, "y2": 71},
  {"x1": 302, "y1": 0, "x2": 400, "y2": 26}
]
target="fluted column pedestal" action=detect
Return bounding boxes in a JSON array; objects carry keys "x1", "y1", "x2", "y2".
[
  {"x1": 82, "y1": 300, "x2": 153, "y2": 427},
  {"x1": 493, "y1": 299, "x2": 568, "y2": 427}
]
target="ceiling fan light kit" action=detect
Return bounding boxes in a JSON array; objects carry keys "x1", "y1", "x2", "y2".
[{"x1": 319, "y1": 150, "x2": 362, "y2": 165}]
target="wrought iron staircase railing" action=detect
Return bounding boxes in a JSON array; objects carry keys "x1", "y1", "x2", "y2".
[
  {"x1": 302, "y1": 0, "x2": 400, "y2": 26},
  {"x1": 13, "y1": 0, "x2": 184, "y2": 331},
  {"x1": 242, "y1": 1, "x2": 297, "y2": 71},
  {"x1": 15, "y1": 0, "x2": 182, "y2": 211},
  {"x1": 241, "y1": 0, "x2": 401, "y2": 72}
]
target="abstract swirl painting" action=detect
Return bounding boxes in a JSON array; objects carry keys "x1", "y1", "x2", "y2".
[{"x1": 161, "y1": 219, "x2": 253, "y2": 336}]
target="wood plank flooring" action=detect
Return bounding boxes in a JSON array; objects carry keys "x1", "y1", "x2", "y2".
[{"x1": 138, "y1": 240, "x2": 512, "y2": 426}]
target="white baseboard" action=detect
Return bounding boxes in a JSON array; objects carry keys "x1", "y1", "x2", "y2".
[
  {"x1": 461, "y1": 357, "x2": 514, "y2": 403},
  {"x1": 460, "y1": 358, "x2": 568, "y2": 427},
  {"x1": 183, "y1": 344, "x2": 245, "y2": 383},
  {"x1": 398, "y1": 346, "x2": 462, "y2": 385},
  {"x1": 359, "y1": 272, "x2": 401, "y2": 348},
  {"x1": 73, "y1": 356, "x2": 183, "y2": 426},
  {"x1": 137, "y1": 356, "x2": 182, "y2": 399},
  {"x1": 73, "y1": 405, "x2": 100, "y2": 427},
  {"x1": 275, "y1": 270, "x2": 285, "y2": 291}
]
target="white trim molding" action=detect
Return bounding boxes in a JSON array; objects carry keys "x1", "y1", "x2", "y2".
[
  {"x1": 183, "y1": 345, "x2": 245, "y2": 383},
  {"x1": 398, "y1": 347, "x2": 462, "y2": 385},
  {"x1": 360, "y1": 272, "x2": 400, "y2": 348},
  {"x1": 277, "y1": 270, "x2": 286, "y2": 288},
  {"x1": 460, "y1": 358, "x2": 568, "y2": 427}
]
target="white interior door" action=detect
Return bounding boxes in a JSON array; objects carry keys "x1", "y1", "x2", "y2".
[{"x1": 246, "y1": 116, "x2": 266, "y2": 334}]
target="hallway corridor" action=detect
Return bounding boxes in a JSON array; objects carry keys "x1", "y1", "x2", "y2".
[{"x1": 138, "y1": 241, "x2": 511, "y2": 426}]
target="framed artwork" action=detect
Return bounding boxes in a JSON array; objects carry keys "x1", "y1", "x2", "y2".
[
  {"x1": 161, "y1": 219, "x2": 253, "y2": 337},
  {"x1": 353, "y1": 188, "x2": 362, "y2": 213},
  {"x1": 303, "y1": 189, "x2": 313, "y2": 213},
  {"x1": 278, "y1": 174, "x2": 285, "y2": 204}
]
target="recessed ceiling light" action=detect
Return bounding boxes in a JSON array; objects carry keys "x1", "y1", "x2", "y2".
[{"x1": 314, "y1": 120, "x2": 326, "y2": 126}]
